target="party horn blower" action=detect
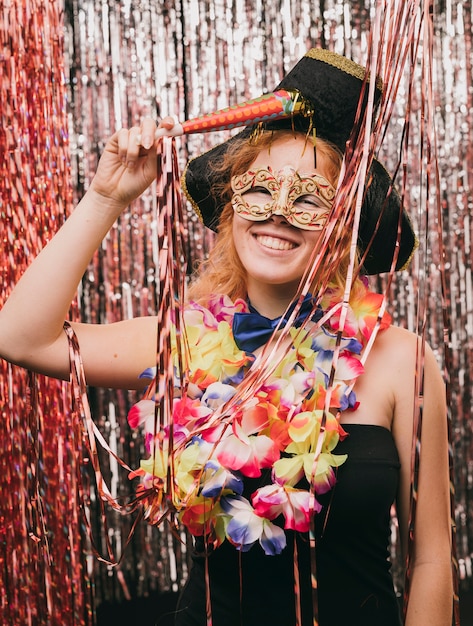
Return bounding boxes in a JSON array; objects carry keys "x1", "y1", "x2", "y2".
[{"x1": 154, "y1": 89, "x2": 312, "y2": 139}]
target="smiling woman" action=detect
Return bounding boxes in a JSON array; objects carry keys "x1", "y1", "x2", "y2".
[
  {"x1": 138, "y1": 49, "x2": 451, "y2": 626},
  {"x1": 0, "y1": 48, "x2": 453, "y2": 626}
]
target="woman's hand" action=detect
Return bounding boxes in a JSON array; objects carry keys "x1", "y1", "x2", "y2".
[{"x1": 89, "y1": 116, "x2": 177, "y2": 210}]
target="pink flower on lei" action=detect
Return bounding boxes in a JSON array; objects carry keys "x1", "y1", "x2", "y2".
[
  {"x1": 215, "y1": 409, "x2": 280, "y2": 478},
  {"x1": 252, "y1": 483, "x2": 318, "y2": 532}
]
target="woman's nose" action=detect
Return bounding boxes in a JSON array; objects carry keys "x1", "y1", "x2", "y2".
[{"x1": 267, "y1": 212, "x2": 291, "y2": 226}]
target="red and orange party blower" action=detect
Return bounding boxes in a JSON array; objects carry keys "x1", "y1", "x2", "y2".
[{"x1": 154, "y1": 89, "x2": 313, "y2": 138}]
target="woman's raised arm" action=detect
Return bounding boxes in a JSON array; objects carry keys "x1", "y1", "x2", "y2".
[{"x1": 0, "y1": 117, "x2": 175, "y2": 389}]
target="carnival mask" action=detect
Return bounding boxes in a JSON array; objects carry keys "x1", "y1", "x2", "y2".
[{"x1": 231, "y1": 165, "x2": 336, "y2": 230}]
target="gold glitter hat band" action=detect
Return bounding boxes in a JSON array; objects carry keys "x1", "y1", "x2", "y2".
[
  {"x1": 304, "y1": 48, "x2": 384, "y2": 92},
  {"x1": 182, "y1": 48, "x2": 417, "y2": 275}
]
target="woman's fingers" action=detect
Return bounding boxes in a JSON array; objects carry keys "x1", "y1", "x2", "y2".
[
  {"x1": 140, "y1": 117, "x2": 160, "y2": 149},
  {"x1": 117, "y1": 126, "x2": 142, "y2": 168},
  {"x1": 158, "y1": 115, "x2": 176, "y2": 130},
  {"x1": 154, "y1": 122, "x2": 184, "y2": 139},
  {"x1": 117, "y1": 118, "x2": 164, "y2": 169},
  {"x1": 113, "y1": 115, "x2": 183, "y2": 177},
  {"x1": 134, "y1": 116, "x2": 183, "y2": 148},
  {"x1": 94, "y1": 121, "x2": 160, "y2": 203},
  {"x1": 155, "y1": 116, "x2": 184, "y2": 138}
]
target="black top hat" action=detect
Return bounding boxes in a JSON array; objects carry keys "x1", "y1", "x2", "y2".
[{"x1": 182, "y1": 48, "x2": 417, "y2": 275}]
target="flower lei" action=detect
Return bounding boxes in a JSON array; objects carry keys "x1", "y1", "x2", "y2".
[{"x1": 127, "y1": 279, "x2": 391, "y2": 556}]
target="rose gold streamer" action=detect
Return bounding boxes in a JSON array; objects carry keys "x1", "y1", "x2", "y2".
[
  {"x1": 148, "y1": 137, "x2": 189, "y2": 512},
  {"x1": 64, "y1": 321, "x2": 149, "y2": 569}
]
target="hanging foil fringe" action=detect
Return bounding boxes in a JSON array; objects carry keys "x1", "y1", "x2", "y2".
[
  {"x1": 0, "y1": 2, "x2": 94, "y2": 623},
  {"x1": 0, "y1": 0, "x2": 472, "y2": 624}
]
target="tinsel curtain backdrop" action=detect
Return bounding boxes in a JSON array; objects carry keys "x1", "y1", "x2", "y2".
[{"x1": 0, "y1": 0, "x2": 472, "y2": 624}]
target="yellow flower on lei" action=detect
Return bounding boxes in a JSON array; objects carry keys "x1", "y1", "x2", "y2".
[{"x1": 172, "y1": 300, "x2": 252, "y2": 387}]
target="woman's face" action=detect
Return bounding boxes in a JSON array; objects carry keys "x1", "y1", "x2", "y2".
[{"x1": 232, "y1": 134, "x2": 337, "y2": 305}]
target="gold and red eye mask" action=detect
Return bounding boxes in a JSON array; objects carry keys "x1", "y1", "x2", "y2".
[{"x1": 231, "y1": 165, "x2": 336, "y2": 230}]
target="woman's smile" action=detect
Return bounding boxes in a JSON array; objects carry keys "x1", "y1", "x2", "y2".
[{"x1": 253, "y1": 230, "x2": 299, "y2": 252}]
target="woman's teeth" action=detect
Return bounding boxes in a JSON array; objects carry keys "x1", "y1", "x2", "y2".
[{"x1": 256, "y1": 235, "x2": 296, "y2": 251}]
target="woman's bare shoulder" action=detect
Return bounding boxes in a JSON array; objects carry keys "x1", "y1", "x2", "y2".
[
  {"x1": 377, "y1": 324, "x2": 446, "y2": 430},
  {"x1": 375, "y1": 324, "x2": 442, "y2": 375},
  {"x1": 377, "y1": 323, "x2": 418, "y2": 349},
  {"x1": 366, "y1": 324, "x2": 419, "y2": 374}
]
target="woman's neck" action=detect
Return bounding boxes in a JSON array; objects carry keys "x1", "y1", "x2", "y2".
[{"x1": 246, "y1": 283, "x2": 300, "y2": 319}]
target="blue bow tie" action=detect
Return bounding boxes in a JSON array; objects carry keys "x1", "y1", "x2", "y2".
[{"x1": 232, "y1": 294, "x2": 321, "y2": 353}]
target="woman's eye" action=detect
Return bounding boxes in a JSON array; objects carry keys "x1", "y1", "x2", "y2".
[
  {"x1": 294, "y1": 195, "x2": 322, "y2": 209},
  {"x1": 242, "y1": 188, "x2": 272, "y2": 202}
]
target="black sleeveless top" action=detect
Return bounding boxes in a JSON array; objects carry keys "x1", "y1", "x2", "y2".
[{"x1": 174, "y1": 424, "x2": 402, "y2": 626}]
